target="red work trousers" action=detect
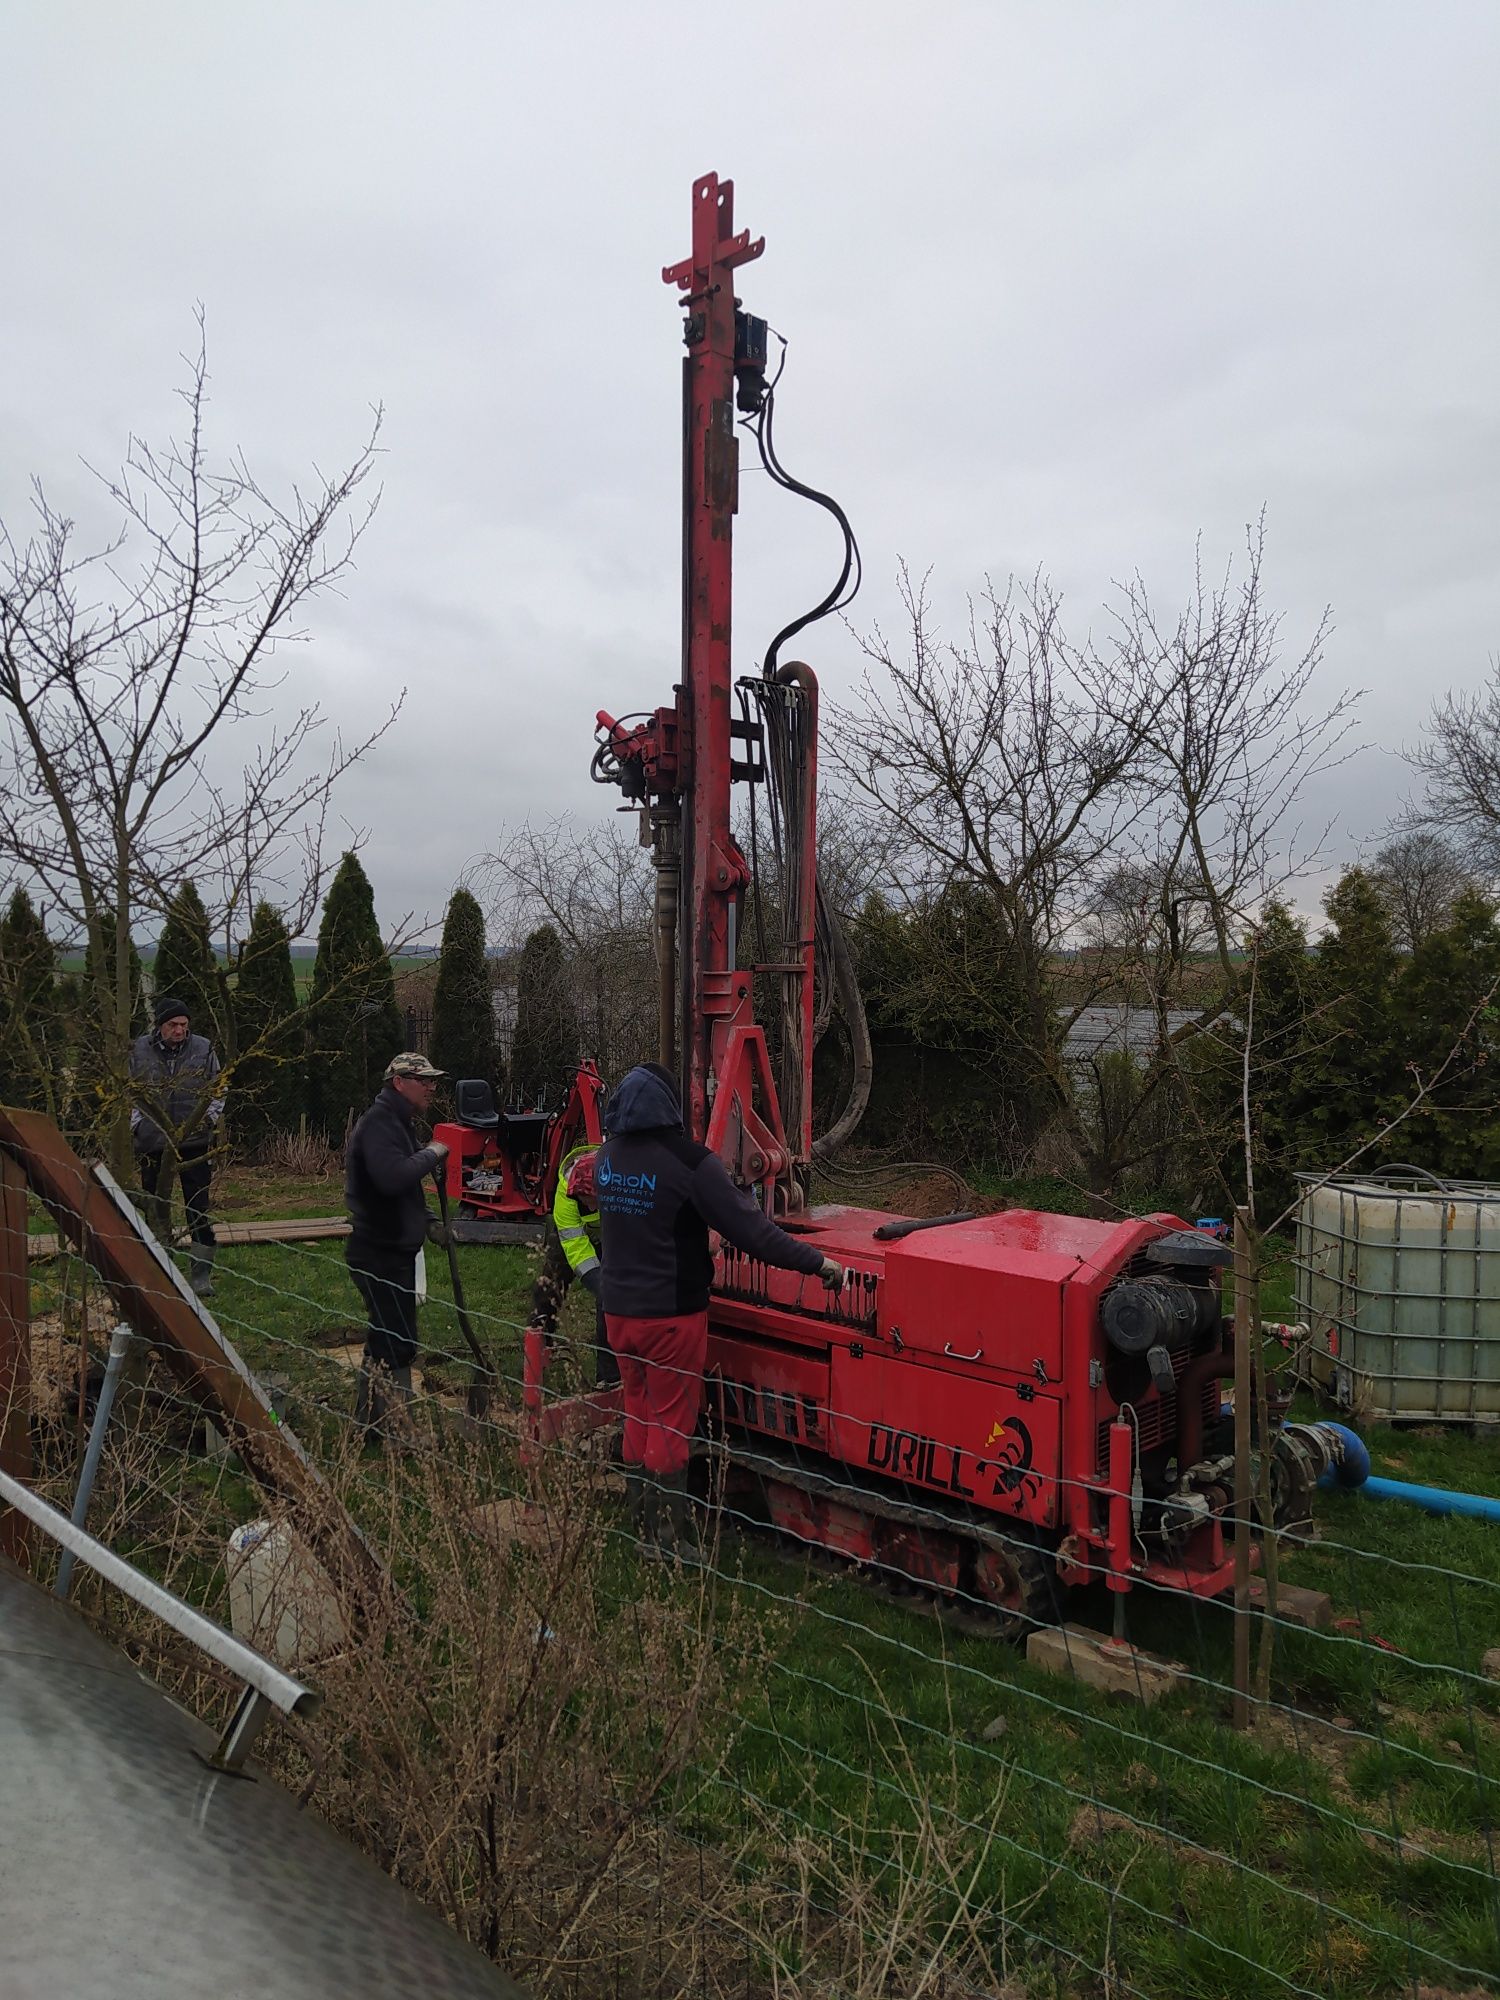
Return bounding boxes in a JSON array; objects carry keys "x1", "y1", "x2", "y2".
[{"x1": 605, "y1": 1309, "x2": 708, "y2": 1476}]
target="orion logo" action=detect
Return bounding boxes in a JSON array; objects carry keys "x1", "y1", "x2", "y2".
[{"x1": 597, "y1": 1163, "x2": 657, "y2": 1193}]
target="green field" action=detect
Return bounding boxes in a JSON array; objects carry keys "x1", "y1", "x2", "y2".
[{"x1": 26, "y1": 1176, "x2": 1500, "y2": 1998}]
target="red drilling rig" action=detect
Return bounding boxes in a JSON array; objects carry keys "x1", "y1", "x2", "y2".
[{"x1": 528, "y1": 173, "x2": 1324, "y2": 1632}]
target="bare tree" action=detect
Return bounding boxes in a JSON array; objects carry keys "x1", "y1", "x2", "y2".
[
  {"x1": 1405, "y1": 654, "x2": 1500, "y2": 876},
  {"x1": 830, "y1": 528, "x2": 1356, "y2": 1192},
  {"x1": 1368, "y1": 827, "x2": 1481, "y2": 951},
  {"x1": 0, "y1": 321, "x2": 398, "y2": 1167},
  {"x1": 831, "y1": 563, "x2": 1159, "y2": 1168},
  {"x1": 479, "y1": 818, "x2": 658, "y2": 1085}
]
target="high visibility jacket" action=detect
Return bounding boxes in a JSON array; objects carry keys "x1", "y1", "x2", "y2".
[{"x1": 553, "y1": 1143, "x2": 602, "y2": 1283}]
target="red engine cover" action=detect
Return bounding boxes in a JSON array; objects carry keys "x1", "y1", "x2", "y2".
[{"x1": 705, "y1": 1203, "x2": 1234, "y2": 1599}]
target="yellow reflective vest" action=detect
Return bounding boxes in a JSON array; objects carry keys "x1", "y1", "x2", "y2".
[{"x1": 553, "y1": 1142, "x2": 602, "y2": 1283}]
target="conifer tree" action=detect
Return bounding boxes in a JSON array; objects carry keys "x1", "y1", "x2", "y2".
[
  {"x1": 68, "y1": 912, "x2": 147, "y2": 1143},
  {"x1": 1387, "y1": 889, "x2": 1500, "y2": 1177},
  {"x1": 153, "y1": 880, "x2": 219, "y2": 1036},
  {"x1": 431, "y1": 888, "x2": 497, "y2": 1089},
  {"x1": 232, "y1": 902, "x2": 302, "y2": 1149},
  {"x1": 1185, "y1": 900, "x2": 1319, "y2": 1213},
  {"x1": 1308, "y1": 867, "x2": 1402, "y2": 1160},
  {"x1": 509, "y1": 925, "x2": 576, "y2": 1108},
  {"x1": 0, "y1": 889, "x2": 60, "y2": 1111},
  {"x1": 305, "y1": 853, "x2": 401, "y2": 1138}
]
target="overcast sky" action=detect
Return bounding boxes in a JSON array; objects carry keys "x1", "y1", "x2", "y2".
[{"x1": 4, "y1": 2, "x2": 1497, "y2": 940}]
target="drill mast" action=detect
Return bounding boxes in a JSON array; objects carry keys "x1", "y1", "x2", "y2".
[{"x1": 595, "y1": 172, "x2": 818, "y2": 1209}]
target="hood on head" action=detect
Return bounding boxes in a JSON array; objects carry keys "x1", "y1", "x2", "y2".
[{"x1": 605, "y1": 1063, "x2": 683, "y2": 1134}]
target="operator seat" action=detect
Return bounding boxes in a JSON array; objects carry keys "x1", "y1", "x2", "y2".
[{"x1": 454, "y1": 1078, "x2": 500, "y2": 1130}]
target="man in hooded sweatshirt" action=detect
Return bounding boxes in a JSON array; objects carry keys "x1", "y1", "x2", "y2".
[{"x1": 596, "y1": 1061, "x2": 844, "y2": 1553}]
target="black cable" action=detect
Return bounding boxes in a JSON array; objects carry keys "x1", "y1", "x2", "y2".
[{"x1": 739, "y1": 335, "x2": 862, "y2": 679}]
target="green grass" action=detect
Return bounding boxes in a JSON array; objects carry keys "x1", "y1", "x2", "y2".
[{"x1": 27, "y1": 1213, "x2": 1500, "y2": 1999}]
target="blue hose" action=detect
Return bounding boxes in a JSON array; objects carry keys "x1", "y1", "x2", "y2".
[
  {"x1": 1311, "y1": 1420, "x2": 1500, "y2": 1519},
  {"x1": 1313, "y1": 1422, "x2": 1370, "y2": 1490},
  {"x1": 1361, "y1": 1477, "x2": 1500, "y2": 1522}
]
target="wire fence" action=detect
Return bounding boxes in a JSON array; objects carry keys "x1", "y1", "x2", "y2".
[{"x1": 6, "y1": 1153, "x2": 1500, "y2": 2000}]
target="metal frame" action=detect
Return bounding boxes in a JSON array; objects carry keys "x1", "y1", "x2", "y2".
[
  {"x1": 0, "y1": 1466, "x2": 321, "y2": 1772},
  {"x1": 54, "y1": 1322, "x2": 140, "y2": 1599},
  {"x1": 1292, "y1": 1171, "x2": 1500, "y2": 1421}
]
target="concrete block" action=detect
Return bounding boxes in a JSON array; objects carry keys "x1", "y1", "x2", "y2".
[
  {"x1": 1026, "y1": 1623, "x2": 1185, "y2": 1705},
  {"x1": 1248, "y1": 1579, "x2": 1333, "y2": 1630}
]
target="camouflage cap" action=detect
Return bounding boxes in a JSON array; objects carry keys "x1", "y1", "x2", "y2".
[{"x1": 384, "y1": 1051, "x2": 446, "y2": 1081}]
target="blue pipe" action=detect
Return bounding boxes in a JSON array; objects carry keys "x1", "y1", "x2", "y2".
[
  {"x1": 1310, "y1": 1419, "x2": 1500, "y2": 1520},
  {"x1": 1361, "y1": 1477, "x2": 1500, "y2": 1522},
  {"x1": 1313, "y1": 1421, "x2": 1370, "y2": 1490}
]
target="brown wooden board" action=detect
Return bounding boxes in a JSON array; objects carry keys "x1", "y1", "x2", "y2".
[
  {"x1": 0, "y1": 1147, "x2": 31, "y2": 1566},
  {"x1": 0, "y1": 1108, "x2": 386, "y2": 1617}
]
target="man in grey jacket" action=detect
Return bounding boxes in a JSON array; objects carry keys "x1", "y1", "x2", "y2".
[
  {"x1": 596, "y1": 1062, "x2": 844, "y2": 1554},
  {"x1": 130, "y1": 996, "x2": 224, "y2": 1296}
]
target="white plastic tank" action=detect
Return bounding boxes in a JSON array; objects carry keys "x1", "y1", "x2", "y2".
[
  {"x1": 227, "y1": 1519, "x2": 347, "y2": 1670},
  {"x1": 1293, "y1": 1170, "x2": 1500, "y2": 1422}
]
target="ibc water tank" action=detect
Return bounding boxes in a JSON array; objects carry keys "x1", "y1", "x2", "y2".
[{"x1": 1293, "y1": 1169, "x2": 1500, "y2": 1422}]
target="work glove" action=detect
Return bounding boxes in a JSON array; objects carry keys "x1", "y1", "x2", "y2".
[
  {"x1": 426, "y1": 1140, "x2": 450, "y2": 1172},
  {"x1": 818, "y1": 1256, "x2": 847, "y2": 1291},
  {"x1": 577, "y1": 1265, "x2": 602, "y2": 1300},
  {"x1": 425, "y1": 1215, "x2": 450, "y2": 1249}
]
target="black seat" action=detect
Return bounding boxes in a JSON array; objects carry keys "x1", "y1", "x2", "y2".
[{"x1": 454, "y1": 1078, "x2": 500, "y2": 1130}]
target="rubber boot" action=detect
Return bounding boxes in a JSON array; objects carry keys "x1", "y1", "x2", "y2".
[
  {"x1": 624, "y1": 1465, "x2": 648, "y2": 1546},
  {"x1": 354, "y1": 1362, "x2": 377, "y2": 1435},
  {"x1": 189, "y1": 1244, "x2": 217, "y2": 1298},
  {"x1": 655, "y1": 1469, "x2": 702, "y2": 1564},
  {"x1": 355, "y1": 1359, "x2": 412, "y2": 1441},
  {"x1": 636, "y1": 1470, "x2": 667, "y2": 1562}
]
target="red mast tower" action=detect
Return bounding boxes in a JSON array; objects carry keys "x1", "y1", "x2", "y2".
[{"x1": 595, "y1": 172, "x2": 818, "y2": 1210}]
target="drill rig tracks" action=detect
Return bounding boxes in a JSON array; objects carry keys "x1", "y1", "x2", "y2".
[{"x1": 699, "y1": 1431, "x2": 1061, "y2": 1642}]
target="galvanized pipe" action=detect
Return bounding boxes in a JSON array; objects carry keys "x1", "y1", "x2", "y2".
[
  {"x1": 55, "y1": 1323, "x2": 137, "y2": 1600},
  {"x1": 0, "y1": 1467, "x2": 319, "y2": 1725}
]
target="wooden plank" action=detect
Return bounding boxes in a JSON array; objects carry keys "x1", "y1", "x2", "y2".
[
  {"x1": 28, "y1": 1215, "x2": 353, "y2": 1260},
  {"x1": 0, "y1": 1148, "x2": 31, "y2": 1566},
  {"x1": 0, "y1": 1109, "x2": 386, "y2": 1618}
]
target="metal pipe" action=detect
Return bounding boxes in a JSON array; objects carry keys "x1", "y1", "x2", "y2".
[
  {"x1": 0, "y1": 1466, "x2": 319, "y2": 1722},
  {"x1": 653, "y1": 811, "x2": 680, "y2": 1075},
  {"x1": 55, "y1": 1323, "x2": 136, "y2": 1600}
]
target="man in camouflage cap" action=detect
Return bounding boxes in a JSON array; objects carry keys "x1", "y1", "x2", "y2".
[{"x1": 343, "y1": 1051, "x2": 450, "y2": 1435}]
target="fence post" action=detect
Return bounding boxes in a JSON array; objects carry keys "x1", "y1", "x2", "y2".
[
  {"x1": 1232, "y1": 1204, "x2": 1253, "y2": 1729},
  {"x1": 0, "y1": 1146, "x2": 32, "y2": 1566}
]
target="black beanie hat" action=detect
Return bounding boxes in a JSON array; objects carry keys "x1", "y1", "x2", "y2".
[{"x1": 153, "y1": 994, "x2": 191, "y2": 1029}]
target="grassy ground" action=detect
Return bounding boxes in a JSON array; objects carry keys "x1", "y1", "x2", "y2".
[{"x1": 28, "y1": 1174, "x2": 1500, "y2": 1999}]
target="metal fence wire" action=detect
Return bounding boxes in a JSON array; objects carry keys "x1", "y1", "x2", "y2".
[{"x1": 5, "y1": 1157, "x2": 1500, "y2": 2000}]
